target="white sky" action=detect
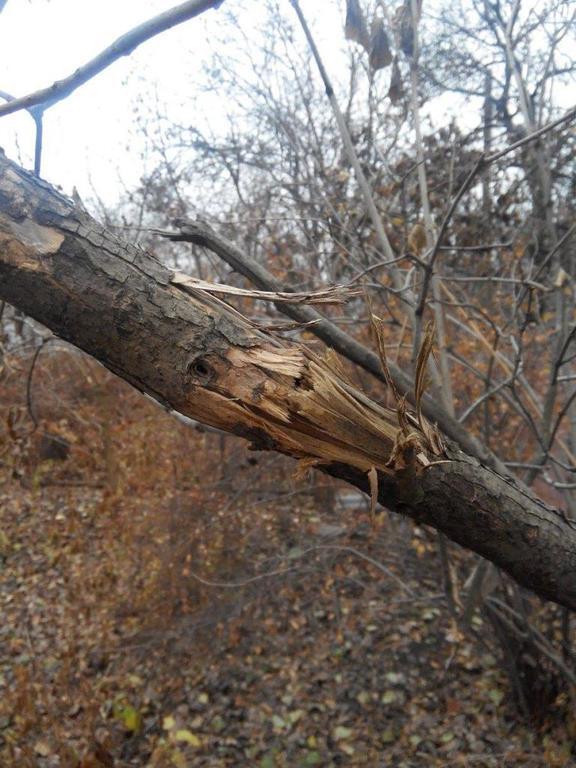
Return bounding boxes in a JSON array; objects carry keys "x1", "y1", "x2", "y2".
[{"x1": 0, "y1": 0, "x2": 347, "y2": 207}]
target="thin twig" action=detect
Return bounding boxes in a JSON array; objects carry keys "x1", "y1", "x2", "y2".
[
  {"x1": 439, "y1": 242, "x2": 512, "y2": 252},
  {"x1": 32, "y1": 111, "x2": 43, "y2": 176},
  {"x1": 443, "y1": 275, "x2": 547, "y2": 289},
  {"x1": 459, "y1": 375, "x2": 516, "y2": 425},
  {"x1": 486, "y1": 596, "x2": 576, "y2": 685},
  {"x1": 307, "y1": 545, "x2": 415, "y2": 596},
  {"x1": 0, "y1": 89, "x2": 44, "y2": 175},
  {"x1": 484, "y1": 103, "x2": 576, "y2": 165},
  {"x1": 0, "y1": 0, "x2": 225, "y2": 119},
  {"x1": 26, "y1": 339, "x2": 51, "y2": 429},
  {"x1": 546, "y1": 389, "x2": 576, "y2": 454},
  {"x1": 416, "y1": 154, "x2": 485, "y2": 317},
  {"x1": 186, "y1": 564, "x2": 303, "y2": 588},
  {"x1": 289, "y1": 0, "x2": 397, "y2": 269},
  {"x1": 517, "y1": 222, "x2": 576, "y2": 313},
  {"x1": 185, "y1": 543, "x2": 414, "y2": 595},
  {"x1": 344, "y1": 256, "x2": 411, "y2": 285},
  {"x1": 553, "y1": 324, "x2": 576, "y2": 384}
]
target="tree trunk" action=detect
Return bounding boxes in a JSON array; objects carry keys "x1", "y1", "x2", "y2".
[{"x1": 1, "y1": 149, "x2": 575, "y2": 610}]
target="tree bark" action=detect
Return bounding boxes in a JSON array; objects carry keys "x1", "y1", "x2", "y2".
[{"x1": 1, "y1": 149, "x2": 575, "y2": 610}]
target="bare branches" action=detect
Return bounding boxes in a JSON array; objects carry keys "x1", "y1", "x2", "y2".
[
  {"x1": 485, "y1": 103, "x2": 576, "y2": 165},
  {"x1": 26, "y1": 338, "x2": 54, "y2": 430},
  {"x1": 289, "y1": 0, "x2": 397, "y2": 268},
  {"x1": 414, "y1": 101, "x2": 576, "y2": 317},
  {"x1": 415, "y1": 154, "x2": 486, "y2": 318},
  {"x1": 0, "y1": 0, "x2": 225, "y2": 119},
  {"x1": 0, "y1": 90, "x2": 44, "y2": 175}
]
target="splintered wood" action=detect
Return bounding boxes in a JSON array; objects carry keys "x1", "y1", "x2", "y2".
[{"x1": 179, "y1": 288, "x2": 443, "y2": 478}]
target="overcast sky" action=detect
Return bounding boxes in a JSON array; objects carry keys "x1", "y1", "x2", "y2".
[
  {"x1": 1, "y1": 0, "x2": 573, "y2": 215},
  {"x1": 0, "y1": 0, "x2": 347, "y2": 208}
]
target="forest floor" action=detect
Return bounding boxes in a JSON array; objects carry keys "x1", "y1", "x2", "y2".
[
  {"x1": 1, "y1": 359, "x2": 575, "y2": 767},
  {"x1": 1, "y1": 478, "x2": 575, "y2": 767}
]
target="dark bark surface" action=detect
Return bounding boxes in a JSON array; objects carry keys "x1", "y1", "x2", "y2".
[{"x1": 1, "y1": 149, "x2": 575, "y2": 610}]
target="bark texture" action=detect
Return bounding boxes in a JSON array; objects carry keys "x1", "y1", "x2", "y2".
[{"x1": 0, "y1": 149, "x2": 575, "y2": 610}]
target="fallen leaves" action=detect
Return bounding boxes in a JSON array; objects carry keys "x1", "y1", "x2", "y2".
[{"x1": 0, "y1": 360, "x2": 571, "y2": 766}]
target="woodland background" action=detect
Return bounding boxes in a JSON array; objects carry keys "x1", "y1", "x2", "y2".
[{"x1": 0, "y1": 0, "x2": 575, "y2": 765}]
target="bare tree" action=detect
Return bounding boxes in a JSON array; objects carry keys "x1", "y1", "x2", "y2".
[{"x1": 0, "y1": 0, "x2": 575, "y2": 722}]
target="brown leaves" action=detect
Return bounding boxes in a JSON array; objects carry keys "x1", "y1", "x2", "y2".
[
  {"x1": 342, "y1": 1, "x2": 415, "y2": 102},
  {"x1": 414, "y1": 321, "x2": 435, "y2": 431},
  {"x1": 408, "y1": 222, "x2": 427, "y2": 255},
  {"x1": 388, "y1": 57, "x2": 404, "y2": 104},
  {"x1": 344, "y1": 2, "x2": 393, "y2": 73},
  {"x1": 395, "y1": 0, "x2": 416, "y2": 59},
  {"x1": 345, "y1": 0, "x2": 370, "y2": 50},
  {"x1": 369, "y1": 19, "x2": 393, "y2": 71}
]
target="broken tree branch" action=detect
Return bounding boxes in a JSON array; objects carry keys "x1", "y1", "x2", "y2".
[
  {"x1": 0, "y1": 151, "x2": 575, "y2": 610},
  {"x1": 157, "y1": 217, "x2": 507, "y2": 473}
]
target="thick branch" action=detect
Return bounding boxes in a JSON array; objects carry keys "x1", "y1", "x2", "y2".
[
  {"x1": 159, "y1": 218, "x2": 505, "y2": 472},
  {"x1": 0, "y1": 0, "x2": 224, "y2": 118},
  {"x1": 0, "y1": 150, "x2": 575, "y2": 611}
]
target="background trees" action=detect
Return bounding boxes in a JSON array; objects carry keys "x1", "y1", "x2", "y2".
[
  {"x1": 129, "y1": 0, "x2": 576, "y2": 502},
  {"x1": 0, "y1": 0, "x2": 575, "y2": 764}
]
